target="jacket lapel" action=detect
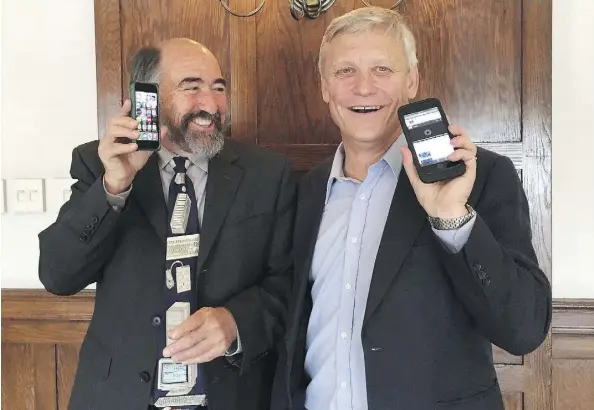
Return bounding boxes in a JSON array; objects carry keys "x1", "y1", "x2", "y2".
[
  {"x1": 286, "y1": 160, "x2": 332, "y2": 371},
  {"x1": 132, "y1": 153, "x2": 168, "y2": 242},
  {"x1": 363, "y1": 173, "x2": 427, "y2": 327},
  {"x1": 196, "y1": 142, "x2": 243, "y2": 272}
]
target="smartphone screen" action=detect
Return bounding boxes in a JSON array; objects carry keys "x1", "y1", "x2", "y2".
[
  {"x1": 134, "y1": 90, "x2": 159, "y2": 143},
  {"x1": 403, "y1": 107, "x2": 454, "y2": 167},
  {"x1": 129, "y1": 82, "x2": 160, "y2": 151}
]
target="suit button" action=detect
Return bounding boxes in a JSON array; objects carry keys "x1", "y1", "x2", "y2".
[
  {"x1": 201, "y1": 269, "x2": 208, "y2": 274},
  {"x1": 91, "y1": 215, "x2": 99, "y2": 224},
  {"x1": 79, "y1": 233, "x2": 88, "y2": 242},
  {"x1": 139, "y1": 371, "x2": 151, "y2": 383},
  {"x1": 152, "y1": 315, "x2": 162, "y2": 327}
]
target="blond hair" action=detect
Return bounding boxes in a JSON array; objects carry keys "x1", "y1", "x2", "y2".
[{"x1": 318, "y1": 6, "x2": 418, "y2": 73}]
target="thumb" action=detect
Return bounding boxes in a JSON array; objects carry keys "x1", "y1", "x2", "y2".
[
  {"x1": 119, "y1": 99, "x2": 131, "y2": 117},
  {"x1": 399, "y1": 146, "x2": 422, "y2": 188}
]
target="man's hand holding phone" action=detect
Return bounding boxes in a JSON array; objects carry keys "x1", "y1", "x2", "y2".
[
  {"x1": 400, "y1": 124, "x2": 477, "y2": 219},
  {"x1": 98, "y1": 100, "x2": 152, "y2": 195}
]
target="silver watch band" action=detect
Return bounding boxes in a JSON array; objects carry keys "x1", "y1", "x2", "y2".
[{"x1": 427, "y1": 205, "x2": 476, "y2": 230}]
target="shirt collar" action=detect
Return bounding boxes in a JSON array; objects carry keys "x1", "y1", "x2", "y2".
[
  {"x1": 325, "y1": 134, "x2": 407, "y2": 204},
  {"x1": 157, "y1": 145, "x2": 209, "y2": 173}
]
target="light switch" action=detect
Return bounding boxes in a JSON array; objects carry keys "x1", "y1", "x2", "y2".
[
  {"x1": 6, "y1": 179, "x2": 45, "y2": 213},
  {"x1": 45, "y1": 178, "x2": 75, "y2": 213}
]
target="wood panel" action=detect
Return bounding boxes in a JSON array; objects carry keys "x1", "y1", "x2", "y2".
[
  {"x1": 1, "y1": 343, "x2": 57, "y2": 410},
  {"x1": 120, "y1": 0, "x2": 231, "y2": 101},
  {"x1": 93, "y1": 0, "x2": 122, "y2": 139},
  {"x1": 503, "y1": 393, "x2": 524, "y2": 410},
  {"x1": 256, "y1": 0, "x2": 522, "y2": 145},
  {"x1": 57, "y1": 345, "x2": 81, "y2": 410},
  {"x1": 3, "y1": 292, "x2": 592, "y2": 410},
  {"x1": 553, "y1": 361, "x2": 594, "y2": 410},
  {"x1": 229, "y1": 0, "x2": 258, "y2": 142},
  {"x1": 521, "y1": 1, "x2": 553, "y2": 410}
]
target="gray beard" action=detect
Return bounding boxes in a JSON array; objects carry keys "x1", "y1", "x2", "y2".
[
  {"x1": 174, "y1": 130, "x2": 226, "y2": 158},
  {"x1": 164, "y1": 115, "x2": 231, "y2": 159}
]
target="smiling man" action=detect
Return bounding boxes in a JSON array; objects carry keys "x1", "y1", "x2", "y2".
[
  {"x1": 39, "y1": 38, "x2": 296, "y2": 410},
  {"x1": 272, "y1": 7, "x2": 552, "y2": 410}
]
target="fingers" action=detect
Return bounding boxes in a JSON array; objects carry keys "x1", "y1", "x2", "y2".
[
  {"x1": 169, "y1": 335, "x2": 221, "y2": 364},
  {"x1": 102, "y1": 141, "x2": 139, "y2": 157},
  {"x1": 168, "y1": 310, "x2": 208, "y2": 341},
  {"x1": 399, "y1": 145, "x2": 423, "y2": 189},
  {"x1": 164, "y1": 329, "x2": 209, "y2": 360},
  {"x1": 109, "y1": 125, "x2": 140, "y2": 142},
  {"x1": 447, "y1": 148, "x2": 476, "y2": 163},
  {"x1": 448, "y1": 127, "x2": 477, "y2": 173}
]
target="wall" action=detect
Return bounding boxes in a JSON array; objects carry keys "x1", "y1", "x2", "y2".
[
  {"x1": 0, "y1": 0, "x2": 592, "y2": 297},
  {"x1": 1, "y1": 0, "x2": 98, "y2": 288},
  {"x1": 551, "y1": 0, "x2": 594, "y2": 298}
]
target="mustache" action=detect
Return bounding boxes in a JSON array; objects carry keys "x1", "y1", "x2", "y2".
[{"x1": 180, "y1": 110, "x2": 223, "y2": 131}]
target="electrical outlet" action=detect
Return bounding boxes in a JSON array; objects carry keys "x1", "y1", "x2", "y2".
[
  {"x1": 45, "y1": 178, "x2": 75, "y2": 213},
  {"x1": 6, "y1": 178, "x2": 45, "y2": 213}
]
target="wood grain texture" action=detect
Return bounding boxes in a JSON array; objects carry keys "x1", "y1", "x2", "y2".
[
  {"x1": 229, "y1": 0, "x2": 258, "y2": 142},
  {"x1": 94, "y1": 0, "x2": 122, "y2": 139},
  {"x1": 503, "y1": 393, "x2": 524, "y2": 410},
  {"x1": 57, "y1": 345, "x2": 81, "y2": 410},
  {"x1": 1, "y1": 290, "x2": 95, "y2": 321},
  {"x1": 553, "y1": 360, "x2": 594, "y2": 410},
  {"x1": 2, "y1": 321, "x2": 90, "y2": 344},
  {"x1": 1, "y1": 291, "x2": 593, "y2": 410},
  {"x1": 1, "y1": 343, "x2": 56, "y2": 410},
  {"x1": 522, "y1": 0, "x2": 552, "y2": 158},
  {"x1": 120, "y1": 0, "x2": 231, "y2": 98},
  {"x1": 403, "y1": 0, "x2": 522, "y2": 143},
  {"x1": 552, "y1": 299, "x2": 594, "y2": 335},
  {"x1": 520, "y1": 2, "x2": 553, "y2": 408}
]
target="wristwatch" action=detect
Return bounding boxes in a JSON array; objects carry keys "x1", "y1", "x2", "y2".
[{"x1": 428, "y1": 204, "x2": 476, "y2": 230}]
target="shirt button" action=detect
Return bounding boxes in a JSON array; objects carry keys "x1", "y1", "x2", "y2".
[
  {"x1": 360, "y1": 194, "x2": 366, "y2": 200},
  {"x1": 351, "y1": 237, "x2": 357, "y2": 243},
  {"x1": 345, "y1": 283, "x2": 352, "y2": 290},
  {"x1": 341, "y1": 332, "x2": 348, "y2": 339},
  {"x1": 341, "y1": 381, "x2": 347, "y2": 388}
]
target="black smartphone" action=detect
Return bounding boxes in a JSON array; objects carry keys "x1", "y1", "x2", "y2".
[
  {"x1": 397, "y1": 98, "x2": 465, "y2": 184},
  {"x1": 128, "y1": 81, "x2": 160, "y2": 151}
]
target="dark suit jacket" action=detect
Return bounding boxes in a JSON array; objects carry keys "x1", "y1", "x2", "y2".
[
  {"x1": 38, "y1": 138, "x2": 296, "y2": 410},
  {"x1": 272, "y1": 147, "x2": 552, "y2": 410}
]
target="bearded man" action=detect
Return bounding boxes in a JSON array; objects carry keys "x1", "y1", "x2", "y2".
[{"x1": 39, "y1": 38, "x2": 296, "y2": 410}]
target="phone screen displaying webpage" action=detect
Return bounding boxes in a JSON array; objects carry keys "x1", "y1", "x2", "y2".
[
  {"x1": 135, "y1": 91, "x2": 159, "y2": 141},
  {"x1": 404, "y1": 107, "x2": 454, "y2": 167}
]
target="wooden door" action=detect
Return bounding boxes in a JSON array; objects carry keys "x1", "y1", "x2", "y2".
[{"x1": 94, "y1": 1, "x2": 552, "y2": 409}]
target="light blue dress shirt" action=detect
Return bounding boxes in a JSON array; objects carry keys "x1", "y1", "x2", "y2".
[{"x1": 304, "y1": 136, "x2": 476, "y2": 410}]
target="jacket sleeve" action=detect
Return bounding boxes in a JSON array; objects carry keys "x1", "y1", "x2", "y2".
[
  {"x1": 223, "y1": 159, "x2": 297, "y2": 375},
  {"x1": 436, "y1": 155, "x2": 552, "y2": 356},
  {"x1": 38, "y1": 146, "x2": 124, "y2": 295}
]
